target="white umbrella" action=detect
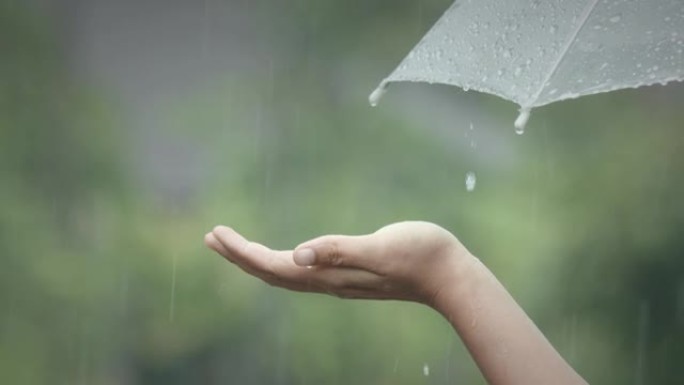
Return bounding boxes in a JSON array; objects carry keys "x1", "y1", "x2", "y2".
[{"x1": 370, "y1": 0, "x2": 684, "y2": 132}]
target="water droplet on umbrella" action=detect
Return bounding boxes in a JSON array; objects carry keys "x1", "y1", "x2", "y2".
[
  {"x1": 514, "y1": 108, "x2": 531, "y2": 134},
  {"x1": 369, "y1": 84, "x2": 387, "y2": 107},
  {"x1": 465, "y1": 172, "x2": 477, "y2": 192},
  {"x1": 609, "y1": 15, "x2": 621, "y2": 23}
]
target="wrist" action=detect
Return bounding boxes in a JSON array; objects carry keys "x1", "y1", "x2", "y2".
[{"x1": 428, "y1": 247, "x2": 487, "y2": 319}]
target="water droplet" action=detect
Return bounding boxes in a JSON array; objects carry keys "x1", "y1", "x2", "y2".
[
  {"x1": 169, "y1": 254, "x2": 178, "y2": 322},
  {"x1": 635, "y1": 300, "x2": 650, "y2": 384},
  {"x1": 609, "y1": 15, "x2": 621, "y2": 23},
  {"x1": 423, "y1": 363, "x2": 430, "y2": 376},
  {"x1": 465, "y1": 172, "x2": 477, "y2": 192},
  {"x1": 549, "y1": 25, "x2": 558, "y2": 34},
  {"x1": 514, "y1": 66, "x2": 523, "y2": 76},
  {"x1": 514, "y1": 108, "x2": 531, "y2": 134},
  {"x1": 369, "y1": 84, "x2": 387, "y2": 107}
]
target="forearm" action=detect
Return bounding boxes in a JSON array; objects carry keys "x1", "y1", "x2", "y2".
[{"x1": 432, "y1": 253, "x2": 587, "y2": 385}]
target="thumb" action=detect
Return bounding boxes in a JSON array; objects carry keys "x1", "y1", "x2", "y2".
[{"x1": 293, "y1": 234, "x2": 377, "y2": 268}]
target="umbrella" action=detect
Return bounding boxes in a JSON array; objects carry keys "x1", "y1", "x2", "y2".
[{"x1": 369, "y1": 0, "x2": 684, "y2": 132}]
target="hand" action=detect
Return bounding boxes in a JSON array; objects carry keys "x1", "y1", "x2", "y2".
[
  {"x1": 204, "y1": 221, "x2": 474, "y2": 306},
  {"x1": 206, "y1": 222, "x2": 588, "y2": 384}
]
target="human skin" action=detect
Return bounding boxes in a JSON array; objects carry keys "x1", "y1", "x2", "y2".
[{"x1": 205, "y1": 221, "x2": 587, "y2": 385}]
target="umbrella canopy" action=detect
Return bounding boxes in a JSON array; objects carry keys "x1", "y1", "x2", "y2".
[{"x1": 370, "y1": 0, "x2": 684, "y2": 131}]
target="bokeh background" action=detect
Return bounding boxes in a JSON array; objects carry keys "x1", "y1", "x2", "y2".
[{"x1": 2, "y1": 0, "x2": 683, "y2": 384}]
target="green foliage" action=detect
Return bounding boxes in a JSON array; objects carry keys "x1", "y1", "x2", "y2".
[{"x1": 1, "y1": 1, "x2": 682, "y2": 384}]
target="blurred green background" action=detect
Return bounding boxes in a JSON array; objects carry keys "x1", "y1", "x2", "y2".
[{"x1": 1, "y1": 1, "x2": 683, "y2": 384}]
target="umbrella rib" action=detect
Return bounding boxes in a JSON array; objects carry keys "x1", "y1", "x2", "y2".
[{"x1": 528, "y1": 0, "x2": 600, "y2": 107}]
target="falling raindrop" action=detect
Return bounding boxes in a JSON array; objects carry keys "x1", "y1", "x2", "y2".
[
  {"x1": 635, "y1": 300, "x2": 650, "y2": 385},
  {"x1": 468, "y1": 122, "x2": 477, "y2": 149},
  {"x1": 119, "y1": 273, "x2": 129, "y2": 316},
  {"x1": 514, "y1": 108, "x2": 531, "y2": 134},
  {"x1": 201, "y1": 0, "x2": 211, "y2": 59},
  {"x1": 465, "y1": 172, "x2": 477, "y2": 192},
  {"x1": 423, "y1": 363, "x2": 430, "y2": 376},
  {"x1": 169, "y1": 253, "x2": 178, "y2": 322},
  {"x1": 676, "y1": 279, "x2": 684, "y2": 324}
]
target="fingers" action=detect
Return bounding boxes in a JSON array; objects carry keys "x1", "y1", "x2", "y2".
[
  {"x1": 293, "y1": 234, "x2": 381, "y2": 269},
  {"x1": 204, "y1": 231, "x2": 230, "y2": 256},
  {"x1": 209, "y1": 226, "x2": 295, "y2": 283},
  {"x1": 207, "y1": 226, "x2": 386, "y2": 296}
]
